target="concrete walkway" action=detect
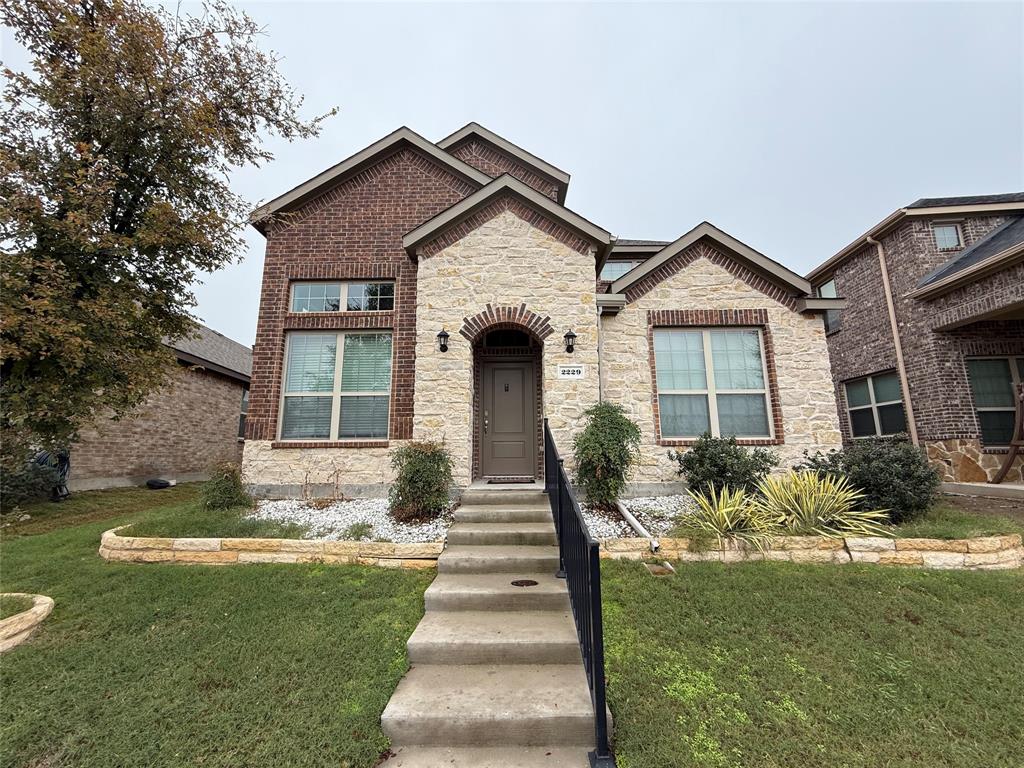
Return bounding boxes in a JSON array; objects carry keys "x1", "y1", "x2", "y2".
[{"x1": 381, "y1": 488, "x2": 595, "y2": 767}]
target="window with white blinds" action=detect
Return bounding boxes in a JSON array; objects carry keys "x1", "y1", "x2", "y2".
[
  {"x1": 654, "y1": 328, "x2": 773, "y2": 439},
  {"x1": 279, "y1": 332, "x2": 392, "y2": 440}
]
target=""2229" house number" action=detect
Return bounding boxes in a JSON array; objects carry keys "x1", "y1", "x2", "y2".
[{"x1": 557, "y1": 364, "x2": 586, "y2": 379}]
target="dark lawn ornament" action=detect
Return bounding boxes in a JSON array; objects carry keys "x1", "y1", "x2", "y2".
[{"x1": 33, "y1": 449, "x2": 70, "y2": 501}]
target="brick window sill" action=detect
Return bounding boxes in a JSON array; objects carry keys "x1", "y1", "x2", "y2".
[
  {"x1": 271, "y1": 440, "x2": 389, "y2": 449},
  {"x1": 658, "y1": 438, "x2": 784, "y2": 447},
  {"x1": 981, "y1": 447, "x2": 1010, "y2": 455}
]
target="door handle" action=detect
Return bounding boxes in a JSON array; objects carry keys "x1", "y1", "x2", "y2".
[
  {"x1": 483, "y1": 418, "x2": 489, "y2": 434},
  {"x1": 483, "y1": 410, "x2": 489, "y2": 434}
]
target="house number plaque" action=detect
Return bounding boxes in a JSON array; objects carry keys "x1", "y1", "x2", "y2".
[{"x1": 557, "y1": 364, "x2": 586, "y2": 380}]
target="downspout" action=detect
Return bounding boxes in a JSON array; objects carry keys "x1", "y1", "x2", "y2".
[{"x1": 866, "y1": 235, "x2": 919, "y2": 445}]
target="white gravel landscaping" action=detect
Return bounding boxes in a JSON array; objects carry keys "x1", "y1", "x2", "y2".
[
  {"x1": 621, "y1": 494, "x2": 696, "y2": 536},
  {"x1": 581, "y1": 506, "x2": 635, "y2": 538},
  {"x1": 248, "y1": 498, "x2": 452, "y2": 543}
]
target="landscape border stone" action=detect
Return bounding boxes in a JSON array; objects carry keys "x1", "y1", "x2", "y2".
[
  {"x1": 0, "y1": 593, "x2": 55, "y2": 652},
  {"x1": 99, "y1": 527, "x2": 443, "y2": 569}
]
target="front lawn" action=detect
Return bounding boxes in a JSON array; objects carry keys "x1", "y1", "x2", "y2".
[
  {"x1": 603, "y1": 559, "x2": 1024, "y2": 768},
  {"x1": 0, "y1": 489, "x2": 432, "y2": 768},
  {"x1": 896, "y1": 496, "x2": 1024, "y2": 539},
  {"x1": 0, "y1": 594, "x2": 33, "y2": 620}
]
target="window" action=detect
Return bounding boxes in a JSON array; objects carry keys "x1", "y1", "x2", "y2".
[
  {"x1": 654, "y1": 328, "x2": 772, "y2": 439},
  {"x1": 279, "y1": 332, "x2": 392, "y2": 441},
  {"x1": 816, "y1": 278, "x2": 841, "y2": 334},
  {"x1": 966, "y1": 357, "x2": 1023, "y2": 446},
  {"x1": 290, "y1": 282, "x2": 394, "y2": 313},
  {"x1": 844, "y1": 372, "x2": 906, "y2": 438},
  {"x1": 932, "y1": 223, "x2": 962, "y2": 250},
  {"x1": 238, "y1": 388, "x2": 249, "y2": 439},
  {"x1": 600, "y1": 260, "x2": 641, "y2": 281}
]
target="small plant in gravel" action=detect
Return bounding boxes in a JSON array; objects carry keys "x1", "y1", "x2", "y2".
[
  {"x1": 670, "y1": 433, "x2": 777, "y2": 493},
  {"x1": 573, "y1": 402, "x2": 641, "y2": 509},
  {"x1": 199, "y1": 462, "x2": 253, "y2": 511},
  {"x1": 389, "y1": 441, "x2": 454, "y2": 523},
  {"x1": 795, "y1": 436, "x2": 940, "y2": 524},
  {"x1": 341, "y1": 522, "x2": 373, "y2": 541}
]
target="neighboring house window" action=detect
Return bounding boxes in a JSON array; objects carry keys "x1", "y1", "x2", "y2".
[
  {"x1": 816, "y1": 278, "x2": 841, "y2": 333},
  {"x1": 844, "y1": 372, "x2": 906, "y2": 438},
  {"x1": 290, "y1": 281, "x2": 395, "y2": 313},
  {"x1": 600, "y1": 260, "x2": 641, "y2": 281},
  {"x1": 279, "y1": 332, "x2": 392, "y2": 440},
  {"x1": 932, "y1": 223, "x2": 962, "y2": 250},
  {"x1": 238, "y1": 388, "x2": 249, "y2": 439},
  {"x1": 966, "y1": 357, "x2": 1023, "y2": 447},
  {"x1": 654, "y1": 328, "x2": 772, "y2": 439}
]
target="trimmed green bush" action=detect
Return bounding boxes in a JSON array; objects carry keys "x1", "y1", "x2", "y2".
[
  {"x1": 573, "y1": 402, "x2": 641, "y2": 508},
  {"x1": 795, "y1": 436, "x2": 940, "y2": 524},
  {"x1": 389, "y1": 441, "x2": 453, "y2": 522},
  {"x1": 1, "y1": 453, "x2": 59, "y2": 509},
  {"x1": 199, "y1": 462, "x2": 253, "y2": 511},
  {"x1": 670, "y1": 433, "x2": 777, "y2": 493}
]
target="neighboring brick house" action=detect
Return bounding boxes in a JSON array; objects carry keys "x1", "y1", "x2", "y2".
[
  {"x1": 71, "y1": 324, "x2": 251, "y2": 491},
  {"x1": 243, "y1": 123, "x2": 844, "y2": 497},
  {"x1": 807, "y1": 194, "x2": 1024, "y2": 484}
]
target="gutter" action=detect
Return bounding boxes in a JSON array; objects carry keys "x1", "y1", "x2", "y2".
[
  {"x1": 614, "y1": 500, "x2": 659, "y2": 553},
  {"x1": 867, "y1": 235, "x2": 919, "y2": 445}
]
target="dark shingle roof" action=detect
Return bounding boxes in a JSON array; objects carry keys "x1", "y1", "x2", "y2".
[
  {"x1": 918, "y1": 215, "x2": 1024, "y2": 288},
  {"x1": 167, "y1": 323, "x2": 252, "y2": 380},
  {"x1": 614, "y1": 238, "x2": 670, "y2": 247},
  {"x1": 908, "y1": 193, "x2": 1024, "y2": 209}
]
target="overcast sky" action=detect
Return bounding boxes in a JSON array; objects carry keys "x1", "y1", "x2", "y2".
[{"x1": 6, "y1": 2, "x2": 1023, "y2": 347}]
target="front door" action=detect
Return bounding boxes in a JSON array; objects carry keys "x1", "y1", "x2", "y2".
[{"x1": 481, "y1": 361, "x2": 536, "y2": 478}]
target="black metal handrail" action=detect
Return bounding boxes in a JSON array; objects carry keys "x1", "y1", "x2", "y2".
[{"x1": 543, "y1": 419, "x2": 615, "y2": 767}]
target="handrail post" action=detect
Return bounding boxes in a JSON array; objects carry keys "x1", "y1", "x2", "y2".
[
  {"x1": 587, "y1": 544, "x2": 614, "y2": 767},
  {"x1": 555, "y1": 458, "x2": 567, "y2": 579}
]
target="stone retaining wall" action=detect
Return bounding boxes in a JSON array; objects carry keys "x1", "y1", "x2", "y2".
[
  {"x1": 0, "y1": 593, "x2": 55, "y2": 652},
  {"x1": 600, "y1": 534, "x2": 1023, "y2": 570},
  {"x1": 99, "y1": 528, "x2": 442, "y2": 569}
]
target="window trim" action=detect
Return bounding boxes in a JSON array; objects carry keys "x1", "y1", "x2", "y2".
[
  {"x1": 844, "y1": 371, "x2": 904, "y2": 439},
  {"x1": 654, "y1": 327, "x2": 774, "y2": 441},
  {"x1": 276, "y1": 330, "x2": 393, "y2": 443},
  {"x1": 931, "y1": 222, "x2": 963, "y2": 251},
  {"x1": 289, "y1": 280, "x2": 395, "y2": 313},
  {"x1": 966, "y1": 355, "x2": 1023, "y2": 448},
  {"x1": 815, "y1": 278, "x2": 841, "y2": 334}
]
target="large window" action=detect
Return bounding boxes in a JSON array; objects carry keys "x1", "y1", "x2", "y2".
[
  {"x1": 844, "y1": 372, "x2": 906, "y2": 438},
  {"x1": 290, "y1": 281, "x2": 394, "y2": 313},
  {"x1": 279, "y1": 332, "x2": 392, "y2": 440},
  {"x1": 600, "y1": 260, "x2": 641, "y2": 281},
  {"x1": 816, "y1": 278, "x2": 841, "y2": 334},
  {"x1": 654, "y1": 328, "x2": 772, "y2": 439},
  {"x1": 967, "y1": 357, "x2": 1023, "y2": 446}
]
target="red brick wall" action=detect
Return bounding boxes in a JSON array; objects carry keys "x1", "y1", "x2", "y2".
[
  {"x1": 71, "y1": 364, "x2": 245, "y2": 488},
  {"x1": 447, "y1": 139, "x2": 561, "y2": 201},
  {"x1": 247, "y1": 148, "x2": 478, "y2": 443}
]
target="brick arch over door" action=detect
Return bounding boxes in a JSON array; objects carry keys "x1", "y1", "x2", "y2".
[{"x1": 462, "y1": 305, "x2": 550, "y2": 481}]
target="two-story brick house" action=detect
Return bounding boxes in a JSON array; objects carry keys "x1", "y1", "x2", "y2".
[
  {"x1": 807, "y1": 194, "x2": 1024, "y2": 484},
  {"x1": 243, "y1": 123, "x2": 845, "y2": 497}
]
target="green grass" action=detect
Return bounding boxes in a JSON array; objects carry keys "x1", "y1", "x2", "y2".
[
  {"x1": 0, "y1": 594, "x2": 33, "y2": 619},
  {"x1": 0, "y1": 489, "x2": 432, "y2": 768},
  {"x1": 894, "y1": 502, "x2": 1024, "y2": 540},
  {"x1": 125, "y1": 502, "x2": 308, "y2": 539},
  {"x1": 602, "y1": 559, "x2": 1024, "y2": 768}
]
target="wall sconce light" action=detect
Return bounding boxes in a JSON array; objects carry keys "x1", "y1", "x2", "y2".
[
  {"x1": 564, "y1": 329, "x2": 577, "y2": 354},
  {"x1": 437, "y1": 329, "x2": 450, "y2": 352}
]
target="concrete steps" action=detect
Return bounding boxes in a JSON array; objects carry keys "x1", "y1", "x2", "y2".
[
  {"x1": 438, "y1": 545, "x2": 560, "y2": 574},
  {"x1": 407, "y1": 610, "x2": 580, "y2": 664},
  {"x1": 455, "y1": 505, "x2": 552, "y2": 524},
  {"x1": 384, "y1": 746, "x2": 590, "y2": 767},
  {"x1": 446, "y1": 522, "x2": 557, "y2": 547},
  {"x1": 425, "y1": 573, "x2": 571, "y2": 612}
]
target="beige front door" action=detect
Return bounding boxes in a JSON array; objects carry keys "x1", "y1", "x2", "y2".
[{"x1": 481, "y1": 361, "x2": 536, "y2": 477}]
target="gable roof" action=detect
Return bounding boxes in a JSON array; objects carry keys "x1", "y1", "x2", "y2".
[
  {"x1": 808, "y1": 192, "x2": 1024, "y2": 282},
  {"x1": 167, "y1": 323, "x2": 252, "y2": 383},
  {"x1": 402, "y1": 174, "x2": 612, "y2": 261},
  {"x1": 611, "y1": 221, "x2": 813, "y2": 297},
  {"x1": 911, "y1": 215, "x2": 1024, "y2": 299},
  {"x1": 249, "y1": 127, "x2": 490, "y2": 232},
  {"x1": 438, "y1": 122, "x2": 571, "y2": 204}
]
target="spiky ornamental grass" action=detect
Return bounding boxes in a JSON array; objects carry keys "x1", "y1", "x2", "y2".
[{"x1": 751, "y1": 471, "x2": 890, "y2": 538}]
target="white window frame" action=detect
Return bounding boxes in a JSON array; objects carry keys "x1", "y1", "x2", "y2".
[
  {"x1": 655, "y1": 327, "x2": 774, "y2": 440},
  {"x1": 289, "y1": 281, "x2": 395, "y2": 313},
  {"x1": 844, "y1": 372, "x2": 904, "y2": 439},
  {"x1": 277, "y1": 330, "x2": 393, "y2": 442},
  {"x1": 966, "y1": 355, "x2": 1023, "y2": 448},
  {"x1": 600, "y1": 260, "x2": 642, "y2": 281},
  {"x1": 932, "y1": 222, "x2": 962, "y2": 250}
]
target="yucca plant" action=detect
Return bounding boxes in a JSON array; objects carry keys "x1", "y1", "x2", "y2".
[
  {"x1": 752, "y1": 471, "x2": 889, "y2": 537},
  {"x1": 675, "y1": 484, "x2": 779, "y2": 551}
]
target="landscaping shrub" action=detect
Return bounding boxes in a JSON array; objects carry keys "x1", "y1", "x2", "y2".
[
  {"x1": 674, "y1": 485, "x2": 777, "y2": 550},
  {"x1": 670, "y1": 433, "x2": 777, "y2": 493},
  {"x1": 0, "y1": 452, "x2": 59, "y2": 509},
  {"x1": 573, "y1": 402, "x2": 641, "y2": 508},
  {"x1": 199, "y1": 462, "x2": 253, "y2": 511},
  {"x1": 751, "y1": 471, "x2": 890, "y2": 537},
  {"x1": 796, "y1": 437, "x2": 940, "y2": 523},
  {"x1": 389, "y1": 441, "x2": 453, "y2": 522}
]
